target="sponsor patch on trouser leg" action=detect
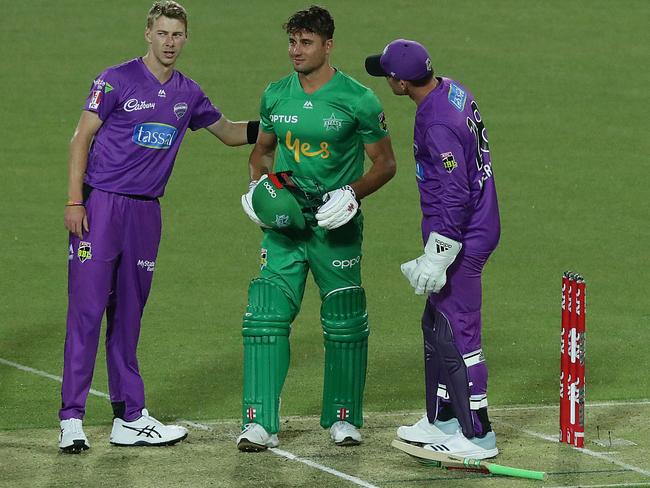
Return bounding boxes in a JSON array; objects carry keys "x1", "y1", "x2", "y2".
[
  {"x1": 320, "y1": 286, "x2": 368, "y2": 429},
  {"x1": 242, "y1": 279, "x2": 294, "y2": 434}
]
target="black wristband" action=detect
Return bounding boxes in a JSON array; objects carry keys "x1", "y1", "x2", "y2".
[{"x1": 247, "y1": 120, "x2": 260, "y2": 144}]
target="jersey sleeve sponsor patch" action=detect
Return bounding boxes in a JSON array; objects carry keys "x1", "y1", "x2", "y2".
[
  {"x1": 440, "y1": 151, "x2": 458, "y2": 173},
  {"x1": 378, "y1": 111, "x2": 388, "y2": 132},
  {"x1": 89, "y1": 90, "x2": 102, "y2": 109},
  {"x1": 448, "y1": 84, "x2": 467, "y2": 112}
]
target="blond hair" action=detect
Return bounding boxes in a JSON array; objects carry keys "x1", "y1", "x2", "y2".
[{"x1": 147, "y1": 1, "x2": 187, "y2": 32}]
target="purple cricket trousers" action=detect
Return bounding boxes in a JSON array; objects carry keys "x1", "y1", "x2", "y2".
[
  {"x1": 422, "y1": 251, "x2": 492, "y2": 436},
  {"x1": 60, "y1": 189, "x2": 161, "y2": 422}
]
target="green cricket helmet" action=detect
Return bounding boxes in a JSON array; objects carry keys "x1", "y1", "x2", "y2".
[{"x1": 252, "y1": 174, "x2": 306, "y2": 230}]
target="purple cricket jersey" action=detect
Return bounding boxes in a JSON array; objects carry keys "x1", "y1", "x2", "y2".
[
  {"x1": 413, "y1": 77, "x2": 500, "y2": 253},
  {"x1": 83, "y1": 57, "x2": 222, "y2": 198}
]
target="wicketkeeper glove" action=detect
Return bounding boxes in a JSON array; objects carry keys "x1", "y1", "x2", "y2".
[
  {"x1": 241, "y1": 176, "x2": 270, "y2": 227},
  {"x1": 400, "y1": 232, "x2": 462, "y2": 295},
  {"x1": 315, "y1": 185, "x2": 358, "y2": 230}
]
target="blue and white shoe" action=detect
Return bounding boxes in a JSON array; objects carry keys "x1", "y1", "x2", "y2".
[
  {"x1": 397, "y1": 415, "x2": 459, "y2": 444},
  {"x1": 424, "y1": 430, "x2": 498, "y2": 459}
]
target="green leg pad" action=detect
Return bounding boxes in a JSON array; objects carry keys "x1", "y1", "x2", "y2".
[
  {"x1": 242, "y1": 279, "x2": 294, "y2": 434},
  {"x1": 320, "y1": 287, "x2": 369, "y2": 429}
]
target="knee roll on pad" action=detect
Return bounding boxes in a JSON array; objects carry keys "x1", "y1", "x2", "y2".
[
  {"x1": 242, "y1": 279, "x2": 294, "y2": 434},
  {"x1": 320, "y1": 287, "x2": 368, "y2": 428},
  {"x1": 243, "y1": 278, "x2": 294, "y2": 336},
  {"x1": 320, "y1": 286, "x2": 369, "y2": 341}
]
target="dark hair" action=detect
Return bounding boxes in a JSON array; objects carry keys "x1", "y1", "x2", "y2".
[
  {"x1": 407, "y1": 71, "x2": 434, "y2": 87},
  {"x1": 283, "y1": 5, "x2": 335, "y2": 40},
  {"x1": 147, "y1": 1, "x2": 188, "y2": 32}
]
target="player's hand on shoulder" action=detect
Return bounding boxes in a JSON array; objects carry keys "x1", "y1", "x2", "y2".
[
  {"x1": 64, "y1": 205, "x2": 88, "y2": 239},
  {"x1": 315, "y1": 185, "x2": 358, "y2": 230},
  {"x1": 241, "y1": 176, "x2": 270, "y2": 228}
]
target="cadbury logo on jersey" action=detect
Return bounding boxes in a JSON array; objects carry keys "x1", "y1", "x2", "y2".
[
  {"x1": 124, "y1": 98, "x2": 156, "y2": 112},
  {"x1": 132, "y1": 123, "x2": 177, "y2": 149}
]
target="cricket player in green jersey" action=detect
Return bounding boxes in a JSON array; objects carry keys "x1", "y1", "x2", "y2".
[{"x1": 237, "y1": 6, "x2": 397, "y2": 451}]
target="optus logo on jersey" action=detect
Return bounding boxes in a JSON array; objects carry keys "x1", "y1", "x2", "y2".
[
  {"x1": 132, "y1": 123, "x2": 177, "y2": 149},
  {"x1": 270, "y1": 114, "x2": 298, "y2": 123},
  {"x1": 124, "y1": 99, "x2": 156, "y2": 112}
]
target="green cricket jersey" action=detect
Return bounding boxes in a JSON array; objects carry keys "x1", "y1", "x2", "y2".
[{"x1": 260, "y1": 69, "x2": 389, "y2": 192}]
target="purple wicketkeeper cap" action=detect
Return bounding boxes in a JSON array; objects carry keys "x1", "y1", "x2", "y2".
[{"x1": 365, "y1": 39, "x2": 433, "y2": 81}]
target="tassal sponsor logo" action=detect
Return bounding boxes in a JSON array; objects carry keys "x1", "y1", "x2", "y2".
[{"x1": 132, "y1": 123, "x2": 177, "y2": 149}]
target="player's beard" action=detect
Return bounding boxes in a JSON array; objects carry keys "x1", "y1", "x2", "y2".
[{"x1": 293, "y1": 56, "x2": 326, "y2": 76}]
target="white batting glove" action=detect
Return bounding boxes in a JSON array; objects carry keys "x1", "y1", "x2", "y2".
[
  {"x1": 404, "y1": 232, "x2": 462, "y2": 295},
  {"x1": 241, "y1": 175, "x2": 269, "y2": 227},
  {"x1": 315, "y1": 185, "x2": 358, "y2": 230}
]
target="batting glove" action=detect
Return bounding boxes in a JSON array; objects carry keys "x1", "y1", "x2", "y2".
[
  {"x1": 241, "y1": 175, "x2": 270, "y2": 227},
  {"x1": 315, "y1": 185, "x2": 358, "y2": 230},
  {"x1": 401, "y1": 232, "x2": 462, "y2": 295}
]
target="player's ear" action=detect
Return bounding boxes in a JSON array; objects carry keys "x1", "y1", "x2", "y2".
[
  {"x1": 325, "y1": 38, "x2": 333, "y2": 54},
  {"x1": 144, "y1": 28, "x2": 152, "y2": 44}
]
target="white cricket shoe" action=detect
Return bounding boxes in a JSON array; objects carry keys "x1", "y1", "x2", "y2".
[
  {"x1": 237, "y1": 423, "x2": 279, "y2": 452},
  {"x1": 330, "y1": 421, "x2": 362, "y2": 446},
  {"x1": 110, "y1": 409, "x2": 187, "y2": 446},
  {"x1": 59, "y1": 418, "x2": 90, "y2": 453},
  {"x1": 397, "y1": 415, "x2": 459, "y2": 444},
  {"x1": 423, "y1": 430, "x2": 498, "y2": 459}
]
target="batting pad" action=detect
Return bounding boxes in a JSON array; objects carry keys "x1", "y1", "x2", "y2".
[
  {"x1": 320, "y1": 286, "x2": 369, "y2": 429},
  {"x1": 242, "y1": 279, "x2": 294, "y2": 434}
]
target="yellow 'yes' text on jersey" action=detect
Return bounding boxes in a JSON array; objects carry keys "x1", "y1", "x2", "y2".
[{"x1": 285, "y1": 130, "x2": 330, "y2": 163}]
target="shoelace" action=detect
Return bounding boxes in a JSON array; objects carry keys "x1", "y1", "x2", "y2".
[{"x1": 138, "y1": 409, "x2": 163, "y2": 426}]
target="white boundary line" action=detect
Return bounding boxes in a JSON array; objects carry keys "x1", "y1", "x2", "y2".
[
  {"x1": 270, "y1": 448, "x2": 380, "y2": 488},
  {"x1": 3, "y1": 357, "x2": 650, "y2": 484},
  {"x1": 1, "y1": 357, "x2": 380, "y2": 488},
  {"x1": 0, "y1": 357, "x2": 109, "y2": 399}
]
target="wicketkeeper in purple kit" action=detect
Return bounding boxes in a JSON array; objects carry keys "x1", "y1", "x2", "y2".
[
  {"x1": 366, "y1": 40, "x2": 501, "y2": 459},
  {"x1": 59, "y1": 1, "x2": 259, "y2": 453}
]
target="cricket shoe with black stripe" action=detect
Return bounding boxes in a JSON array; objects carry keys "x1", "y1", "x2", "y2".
[
  {"x1": 110, "y1": 409, "x2": 187, "y2": 446},
  {"x1": 423, "y1": 430, "x2": 498, "y2": 459},
  {"x1": 397, "y1": 415, "x2": 459, "y2": 444},
  {"x1": 330, "y1": 421, "x2": 362, "y2": 446},
  {"x1": 59, "y1": 418, "x2": 90, "y2": 453},
  {"x1": 237, "y1": 423, "x2": 279, "y2": 452}
]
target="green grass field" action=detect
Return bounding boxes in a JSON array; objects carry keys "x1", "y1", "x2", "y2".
[{"x1": 1, "y1": 1, "x2": 649, "y2": 486}]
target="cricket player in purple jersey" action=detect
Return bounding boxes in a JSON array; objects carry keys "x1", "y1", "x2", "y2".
[
  {"x1": 59, "y1": 1, "x2": 259, "y2": 453},
  {"x1": 366, "y1": 40, "x2": 501, "y2": 459}
]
